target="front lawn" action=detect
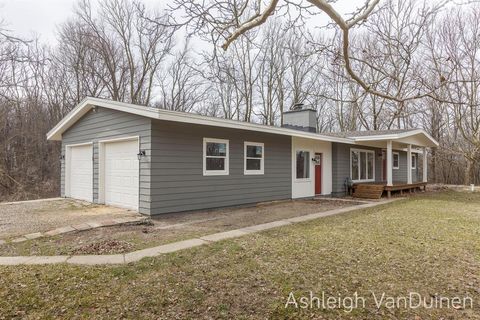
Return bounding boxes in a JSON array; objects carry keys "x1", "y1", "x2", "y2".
[
  {"x1": 0, "y1": 199, "x2": 356, "y2": 256},
  {"x1": 0, "y1": 191, "x2": 479, "y2": 319}
]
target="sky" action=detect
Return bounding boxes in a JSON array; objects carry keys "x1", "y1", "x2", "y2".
[
  {"x1": 0, "y1": 0, "x2": 166, "y2": 43},
  {"x1": 0, "y1": 0, "x2": 365, "y2": 44}
]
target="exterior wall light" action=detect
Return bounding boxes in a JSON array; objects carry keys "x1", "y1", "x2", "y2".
[{"x1": 137, "y1": 150, "x2": 146, "y2": 160}]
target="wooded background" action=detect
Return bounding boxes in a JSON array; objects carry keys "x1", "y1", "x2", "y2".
[{"x1": 0, "y1": 0, "x2": 478, "y2": 201}]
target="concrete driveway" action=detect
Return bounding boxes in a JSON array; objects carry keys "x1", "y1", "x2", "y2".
[{"x1": 0, "y1": 198, "x2": 139, "y2": 238}]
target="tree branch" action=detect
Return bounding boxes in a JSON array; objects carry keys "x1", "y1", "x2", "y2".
[{"x1": 221, "y1": 0, "x2": 280, "y2": 50}]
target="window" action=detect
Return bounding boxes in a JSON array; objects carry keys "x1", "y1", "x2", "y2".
[
  {"x1": 244, "y1": 142, "x2": 264, "y2": 175},
  {"x1": 351, "y1": 149, "x2": 374, "y2": 182},
  {"x1": 411, "y1": 153, "x2": 417, "y2": 169},
  {"x1": 203, "y1": 138, "x2": 229, "y2": 175},
  {"x1": 296, "y1": 151, "x2": 310, "y2": 179},
  {"x1": 351, "y1": 150, "x2": 359, "y2": 181},
  {"x1": 393, "y1": 152, "x2": 400, "y2": 169}
]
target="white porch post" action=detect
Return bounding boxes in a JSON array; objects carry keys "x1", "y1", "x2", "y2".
[
  {"x1": 423, "y1": 147, "x2": 428, "y2": 183},
  {"x1": 387, "y1": 140, "x2": 393, "y2": 186},
  {"x1": 407, "y1": 144, "x2": 412, "y2": 184}
]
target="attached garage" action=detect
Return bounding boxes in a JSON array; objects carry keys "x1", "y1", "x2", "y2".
[
  {"x1": 65, "y1": 143, "x2": 93, "y2": 202},
  {"x1": 49, "y1": 97, "x2": 437, "y2": 216},
  {"x1": 99, "y1": 137, "x2": 140, "y2": 211}
]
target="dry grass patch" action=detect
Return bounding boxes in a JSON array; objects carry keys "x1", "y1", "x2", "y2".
[
  {"x1": 0, "y1": 191, "x2": 479, "y2": 319},
  {"x1": 0, "y1": 199, "x2": 357, "y2": 256}
]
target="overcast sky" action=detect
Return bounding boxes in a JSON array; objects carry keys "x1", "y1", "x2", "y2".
[
  {"x1": 0, "y1": 0, "x2": 166, "y2": 42},
  {"x1": 0, "y1": 0, "x2": 421, "y2": 44}
]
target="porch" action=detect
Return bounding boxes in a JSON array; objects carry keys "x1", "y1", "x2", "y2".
[{"x1": 352, "y1": 181, "x2": 427, "y2": 199}]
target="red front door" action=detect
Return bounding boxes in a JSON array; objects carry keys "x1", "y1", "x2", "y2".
[{"x1": 315, "y1": 153, "x2": 322, "y2": 195}]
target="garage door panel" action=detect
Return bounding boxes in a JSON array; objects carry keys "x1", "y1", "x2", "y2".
[
  {"x1": 104, "y1": 139, "x2": 139, "y2": 211},
  {"x1": 69, "y1": 144, "x2": 93, "y2": 202}
]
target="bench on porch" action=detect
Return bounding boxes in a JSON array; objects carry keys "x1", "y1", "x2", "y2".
[{"x1": 352, "y1": 182, "x2": 427, "y2": 199}]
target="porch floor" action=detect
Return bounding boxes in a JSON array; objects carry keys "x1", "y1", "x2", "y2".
[{"x1": 352, "y1": 181, "x2": 427, "y2": 199}]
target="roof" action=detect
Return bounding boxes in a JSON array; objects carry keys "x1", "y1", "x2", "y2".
[
  {"x1": 323, "y1": 129, "x2": 438, "y2": 147},
  {"x1": 46, "y1": 97, "x2": 351, "y2": 143},
  {"x1": 46, "y1": 97, "x2": 439, "y2": 148}
]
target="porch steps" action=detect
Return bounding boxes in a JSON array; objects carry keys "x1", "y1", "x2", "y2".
[{"x1": 352, "y1": 184, "x2": 384, "y2": 199}]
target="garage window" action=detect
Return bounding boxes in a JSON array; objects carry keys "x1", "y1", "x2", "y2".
[
  {"x1": 203, "y1": 138, "x2": 229, "y2": 175},
  {"x1": 244, "y1": 142, "x2": 264, "y2": 175}
]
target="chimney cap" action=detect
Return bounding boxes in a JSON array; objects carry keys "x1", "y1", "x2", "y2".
[{"x1": 291, "y1": 103, "x2": 305, "y2": 111}]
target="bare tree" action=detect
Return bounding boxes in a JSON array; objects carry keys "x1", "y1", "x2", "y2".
[
  {"x1": 158, "y1": 42, "x2": 206, "y2": 112},
  {"x1": 67, "y1": 0, "x2": 176, "y2": 105},
  {"x1": 425, "y1": 6, "x2": 480, "y2": 184}
]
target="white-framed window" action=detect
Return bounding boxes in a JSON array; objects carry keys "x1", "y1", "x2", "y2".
[
  {"x1": 393, "y1": 152, "x2": 400, "y2": 169},
  {"x1": 296, "y1": 150, "x2": 310, "y2": 180},
  {"x1": 203, "y1": 138, "x2": 229, "y2": 176},
  {"x1": 411, "y1": 153, "x2": 417, "y2": 169},
  {"x1": 244, "y1": 142, "x2": 264, "y2": 175},
  {"x1": 351, "y1": 148, "x2": 375, "y2": 182}
]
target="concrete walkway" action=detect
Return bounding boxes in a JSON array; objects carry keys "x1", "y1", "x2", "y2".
[
  {"x1": 0, "y1": 199, "x2": 399, "y2": 266},
  {"x1": 1, "y1": 216, "x2": 148, "y2": 245},
  {"x1": 0, "y1": 197, "x2": 64, "y2": 206}
]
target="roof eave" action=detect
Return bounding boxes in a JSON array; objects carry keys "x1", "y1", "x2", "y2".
[
  {"x1": 351, "y1": 129, "x2": 439, "y2": 148},
  {"x1": 46, "y1": 97, "x2": 354, "y2": 144}
]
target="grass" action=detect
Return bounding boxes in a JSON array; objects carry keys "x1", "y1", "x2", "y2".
[
  {"x1": 0, "y1": 191, "x2": 479, "y2": 319},
  {"x1": 0, "y1": 199, "x2": 355, "y2": 256}
]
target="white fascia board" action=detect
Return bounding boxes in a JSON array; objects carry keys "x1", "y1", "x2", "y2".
[
  {"x1": 351, "y1": 129, "x2": 439, "y2": 148},
  {"x1": 47, "y1": 97, "x2": 353, "y2": 144}
]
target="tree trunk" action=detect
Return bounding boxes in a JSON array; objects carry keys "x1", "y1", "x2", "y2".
[{"x1": 464, "y1": 158, "x2": 474, "y2": 185}]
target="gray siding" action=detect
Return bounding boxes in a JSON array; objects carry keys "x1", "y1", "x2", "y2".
[
  {"x1": 61, "y1": 107, "x2": 151, "y2": 215},
  {"x1": 331, "y1": 142, "x2": 421, "y2": 195},
  {"x1": 394, "y1": 152, "x2": 421, "y2": 182},
  {"x1": 149, "y1": 120, "x2": 292, "y2": 215},
  {"x1": 393, "y1": 152, "x2": 407, "y2": 182},
  {"x1": 332, "y1": 143, "x2": 382, "y2": 195}
]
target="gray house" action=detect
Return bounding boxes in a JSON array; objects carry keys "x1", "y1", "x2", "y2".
[{"x1": 47, "y1": 97, "x2": 438, "y2": 215}]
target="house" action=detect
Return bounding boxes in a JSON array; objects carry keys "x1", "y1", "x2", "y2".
[{"x1": 47, "y1": 97, "x2": 439, "y2": 215}]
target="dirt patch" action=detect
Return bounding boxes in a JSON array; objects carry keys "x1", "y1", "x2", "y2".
[
  {"x1": 0, "y1": 198, "x2": 361, "y2": 256},
  {"x1": 0, "y1": 199, "x2": 139, "y2": 238},
  {"x1": 72, "y1": 240, "x2": 135, "y2": 255}
]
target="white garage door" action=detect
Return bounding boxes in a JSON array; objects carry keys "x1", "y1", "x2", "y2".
[
  {"x1": 68, "y1": 144, "x2": 93, "y2": 202},
  {"x1": 104, "y1": 139, "x2": 139, "y2": 210}
]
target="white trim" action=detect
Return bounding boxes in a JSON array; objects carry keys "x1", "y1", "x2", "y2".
[
  {"x1": 386, "y1": 140, "x2": 393, "y2": 186},
  {"x1": 47, "y1": 97, "x2": 352, "y2": 143},
  {"x1": 407, "y1": 144, "x2": 412, "y2": 184},
  {"x1": 65, "y1": 142, "x2": 93, "y2": 148},
  {"x1": 314, "y1": 153, "x2": 322, "y2": 195},
  {"x1": 203, "y1": 138, "x2": 229, "y2": 176},
  {"x1": 97, "y1": 136, "x2": 140, "y2": 144},
  {"x1": 294, "y1": 149, "x2": 312, "y2": 182},
  {"x1": 98, "y1": 136, "x2": 140, "y2": 209},
  {"x1": 47, "y1": 98, "x2": 439, "y2": 149},
  {"x1": 350, "y1": 148, "x2": 375, "y2": 183},
  {"x1": 393, "y1": 152, "x2": 400, "y2": 170},
  {"x1": 351, "y1": 129, "x2": 439, "y2": 147},
  {"x1": 244, "y1": 141, "x2": 264, "y2": 175},
  {"x1": 422, "y1": 147, "x2": 428, "y2": 182},
  {"x1": 64, "y1": 142, "x2": 93, "y2": 202}
]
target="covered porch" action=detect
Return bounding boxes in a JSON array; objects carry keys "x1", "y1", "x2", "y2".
[{"x1": 347, "y1": 130, "x2": 438, "y2": 199}]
